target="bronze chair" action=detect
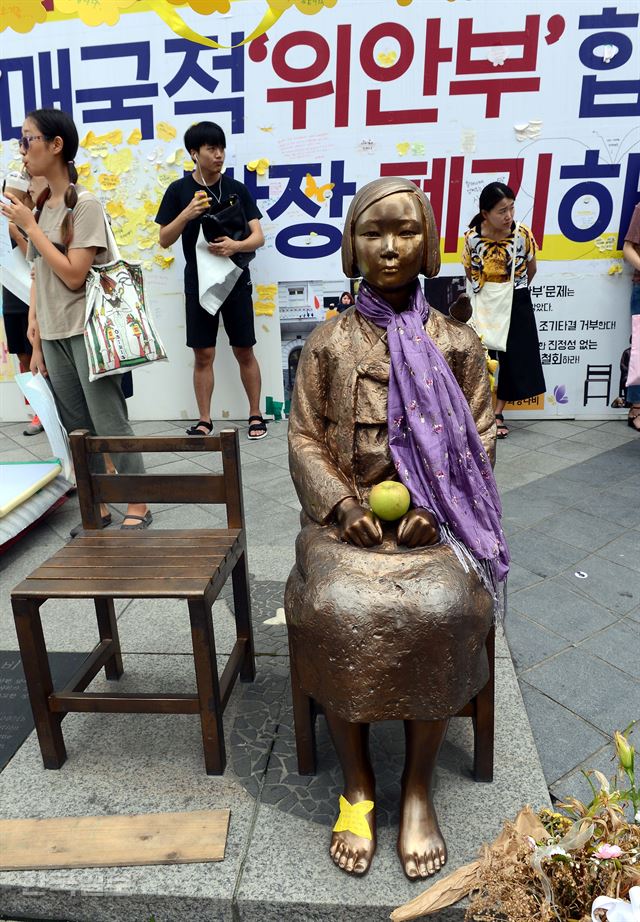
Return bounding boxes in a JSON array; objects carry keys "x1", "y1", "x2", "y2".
[
  {"x1": 11, "y1": 429, "x2": 255, "y2": 775},
  {"x1": 290, "y1": 626, "x2": 495, "y2": 782}
]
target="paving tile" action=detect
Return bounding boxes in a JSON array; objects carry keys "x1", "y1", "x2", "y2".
[
  {"x1": 516, "y1": 451, "x2": 576, "y2": 475},
  {"x1": 494, "y1": 467, "x2": 544, "y2": 491},
  {"x1": 522, "y1": 646, "x2": 639, "y2": 735},
  {"x1": 0, "y1": 446, "x2": 41, "y2": 463},
  {"x1": 549, "y1": 743, "x2": 617, "y2": 806},
  {"x1": 506, "y1": 530, "x2": 586, "y2": 578},
  {"x1": 587, "y1": 419, "x2": 640, "y2": 438},
  {"x1": 503, "y1": 476, "x2": 600, "y2": 510},
  {"x1": 500, "y1": 493, "x2": 562, "y2": 530},
  {"x1": 519, "y1": 681, "x2": 609, "y2": 784},
  {"x1": 566, "y1": 428, "x2": 636, "y2": 450},
  {"x1": 570, "y1": 487, "x2": 640, "y2": 528},
  {"x1": 492, "y1": 440, "x2": 529, "y2": 461},
  {"x1": 241, "y1": 437, "x2": 291, "y2": 461},
  {"x1": 577, "y1": 619, "x2": 640, "y2": 679},
  {"x1": 538, "y1": 440, "x2": 606, "y2": 463},
  {"x1": 595, "y1": 530, "x2": 640, "y2": 573},
  {"x1": 509, "y1": 576, "x2": 618, "y2": 641},
  {"x1": 499, "y1": 428, "x2": 557, "y2": 449},
  {"x1": 531, "y1": 508, "x2": 626, "y2": 552},
  {"x1": 558, "y1": 554, "x2": 640, "y2": 615},
  {"x1": 526, "y1": 420, "x2": 592, "y2": 437},
  {"x1": 504, "y1": 609, "x2": 570, "y2": 671},
  {"x1": 627, "y1": 606, "x2": 640, "y2": 623},
  {"x1": 505, "y1": 561, "x2": 543, "y2": 594}
]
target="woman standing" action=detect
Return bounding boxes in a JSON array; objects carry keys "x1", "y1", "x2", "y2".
[
  {"x1": 0, "y1": 108, "x2": 150, "y2": 530},
  {"x1": 336, "y1": 290, "x2": 355, "y2": 313},
  {"x1": 462, "y1": 182, "x2": 545, "y2": 438}
]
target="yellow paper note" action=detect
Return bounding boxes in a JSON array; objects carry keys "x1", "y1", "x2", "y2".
[
  {"x1": 332, "y1": 796, "x2": 374, "y2": 840},
  {"x1": 80, "y1": 129, "x2": 122, "y2": 149},
  {"x1": 114, "y1": 222, "x2": 136, "y2": 246},
  {"x1": 247, "y1": 158, "x2": 270, "y2": 175},
  {"x1": 128, "y1": 128, "x2": 142, "y2": 146},
  {"x1": 153, "y1": 253, "x2": 175, "y2": 269},
  {"x1": 103, "y1": 148, "x2": 133, "y2": 174},
  {"x1": 156, "y1": 122, "x2": 177, "y2": 142},
  {"x1": 396, "y1": 142, "x2": 411, "y2": 157},
  {"x1": 376, "y1": 50, "x2": 398, "y2": 67},
  {"x1": 106, "y1": 200, "x2": 127, "y2": 219},
  {"x1": 255, "y1": 283, "x2": 278, "y2": 299},
  {"x1": 304, "y1": 173, "x2": 334, "y2": 203},
  {"x1": 254, "y1": 300, "x2": 276, "y2": 316},
  {"x1": 98, "y1": 173, "x2": 120, "y2": 191}
]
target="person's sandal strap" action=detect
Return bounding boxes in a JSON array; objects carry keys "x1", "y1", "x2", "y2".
[
  {"x1": 186, "y1": 420, "x2": 213, "y2": 435},
  {"x1": 247, "y1": 415, "x2": 268, "y2": 440},
  {"x1": 120, "y1": 512, "x2": 153, "y2": 530}
]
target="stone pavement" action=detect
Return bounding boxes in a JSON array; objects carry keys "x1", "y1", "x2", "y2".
[{"x1": 0, "y1": 414, "x2": 638, "y2": 921}]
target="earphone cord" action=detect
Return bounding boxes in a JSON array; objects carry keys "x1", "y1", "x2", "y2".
[{"x1": 195, "y1": 159, "x2": 223, "y2": 204}]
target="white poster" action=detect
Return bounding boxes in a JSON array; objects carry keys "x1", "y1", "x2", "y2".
[{"x1": 1, "y1": 0, "x2": 638, "y2": 419}]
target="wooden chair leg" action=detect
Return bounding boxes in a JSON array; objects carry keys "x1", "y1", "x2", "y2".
[
  {"x1": 12, "y1": 598, "x2": 67, "y2": 769},
  {"x1": 231, "y1": 550, "x2": 256, "y2": 683},
  {"x1": 289, "y1": 641, "x2": 317, "y2": 775},
  {"x1": 188, "y1": 598, "x2": 226, "y2": 775},
  {"x1": 472, "y1": 624, "x2": 495, "y2": 783},
  {"x1": 94, "y1": 598, "x2": 123, "y2": 681}
]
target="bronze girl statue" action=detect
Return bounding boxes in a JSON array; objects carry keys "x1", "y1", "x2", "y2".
[{"x1": 285, "y1": 178, "x2": 508, "y2": 879}]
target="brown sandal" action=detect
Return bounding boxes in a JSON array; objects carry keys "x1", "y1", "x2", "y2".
[{"x1": 628, "y1": 408, "x2": 640, "y2": 432}]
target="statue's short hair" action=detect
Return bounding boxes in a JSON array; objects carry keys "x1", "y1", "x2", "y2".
[{"x1": 341, "y1": 177, "x2": 441, "y2": 280}]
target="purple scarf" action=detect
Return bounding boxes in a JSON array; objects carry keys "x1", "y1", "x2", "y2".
[{"x1": 356, "y1": 281, "x2": 509, "y2": 601}]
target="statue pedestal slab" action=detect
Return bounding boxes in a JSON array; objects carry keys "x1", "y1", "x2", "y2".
[{"x1": 0, "y1": 630, "x2": 549, "y2": 922}]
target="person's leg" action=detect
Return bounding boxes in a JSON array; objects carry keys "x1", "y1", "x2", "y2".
[
  {"x1": 192, "y1": 346, "x2": 216, "y2": 429},
  {"x1": 185, "y1": 292, "x2": 219, "y2": 433},
  {"x1": 66, "y1": 336, "x2": 148, "y2": 525},
  {"x1": 41, "y1": 338, "x2": 110, "y2": 521},
  {"x1": 222, "y1": 273, "x2": 266, "y2": 437},
  {"x1": 232, "y1": 346, "x2": 262, "y2": 418},
  {"x1": 398, "y1": 719, "x2": 449, "y2": 879},
  {"x1": 324, "y1": 710, "x2": 376, "y2": 875}
]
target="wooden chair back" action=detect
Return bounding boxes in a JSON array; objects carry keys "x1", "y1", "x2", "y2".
[{"x1": 69, "y1": 429, "x2": 245, "y2": 530}]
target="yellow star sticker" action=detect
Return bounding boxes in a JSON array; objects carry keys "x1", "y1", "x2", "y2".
[{"x1": 332, "y1": 796, "x2": 374, "y2": 840}]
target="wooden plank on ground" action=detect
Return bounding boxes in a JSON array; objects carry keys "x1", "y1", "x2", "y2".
[{"x1": 0, "y1": 809, "x2": 230, "y2": 870}]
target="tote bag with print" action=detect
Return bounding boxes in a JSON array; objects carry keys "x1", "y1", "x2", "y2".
[
  {"x1": 468, "y1": 224, "x2": 520, "y2": 353},
  {"x1": 83, "y1": 199, "x2": 168, "y2": 382}
]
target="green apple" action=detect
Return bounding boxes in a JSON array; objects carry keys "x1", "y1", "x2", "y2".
[{"x1": 369, "y1": 480, "x2": 411, "y2": 522}]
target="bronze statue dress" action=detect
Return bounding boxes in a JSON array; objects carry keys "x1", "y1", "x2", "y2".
[{"x1": 285, "y1": 305, "x2": 496, "y2": 723}]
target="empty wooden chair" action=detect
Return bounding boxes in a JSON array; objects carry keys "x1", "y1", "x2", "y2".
[{"x1": 11, "y1": 428, "x2": 255, "y2": 775}]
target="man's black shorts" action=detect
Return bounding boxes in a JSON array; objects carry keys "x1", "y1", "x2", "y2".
[{"x1": 185, "y1": 270, "x2": 256, "y2": 349}]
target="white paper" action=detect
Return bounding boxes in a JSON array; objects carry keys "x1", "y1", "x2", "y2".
[
  {"x1": 1, "y1": 245, "x2": 31, "y2": 304},
  {"x1": 195, "y1": 227, "x2": 242, "y2": 316},
  {"x1": 14, "y1": 372, "x2": 74, "y2": 482}
]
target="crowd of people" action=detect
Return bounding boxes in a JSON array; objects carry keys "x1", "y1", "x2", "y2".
[{"x1": 1, "y1": 109, "x2": 638, "y2": 537}]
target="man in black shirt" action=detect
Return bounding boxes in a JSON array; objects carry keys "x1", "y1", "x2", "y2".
[{"x1": 156, "y1": 121, "x2": 267, "y2": 438}]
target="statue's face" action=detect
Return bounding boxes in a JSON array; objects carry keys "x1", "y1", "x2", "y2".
[{"x1": 353, "y1": 192, "x2": 423, "y2": 291}]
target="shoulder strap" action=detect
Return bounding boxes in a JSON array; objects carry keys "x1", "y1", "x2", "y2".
[
  {"x1": 75, "y1": 191, "x2": 121, "y2": 263},
  {"x1": 510, "y1": 223, "x2": 521, "y2": 284}
]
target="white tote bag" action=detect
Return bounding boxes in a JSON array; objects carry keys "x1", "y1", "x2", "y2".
[
  {"x1": 83, "y1": 196, "x2": 168, "y2": 382},
  {"x1": 468, "y1": 223, "x2": 520, "y2": 353}
]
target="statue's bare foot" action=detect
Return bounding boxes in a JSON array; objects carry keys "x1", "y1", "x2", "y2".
[
  {"x1": 330, "y1": 786, "x2": 376, "y2": 875},
  {"x1": 397, "y1": 783, "x2": 447, "y2": 879}
]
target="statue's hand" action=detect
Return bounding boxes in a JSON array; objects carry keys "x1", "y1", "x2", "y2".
[
  {"x1": 397, "y1": 508, "x2": 439, "y2": 548},
  {"x1": 336, "y1": 497, "x2": 383, "y2": 548}
]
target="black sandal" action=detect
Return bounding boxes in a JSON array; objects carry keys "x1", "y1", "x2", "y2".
[
  {"x1": 247, "y1": 415, "x2": 268, "y2": 440},
  {"x1": 495, "y1": 413, "x2": 509, "y2": 439},
  {"x1": 186, "y1": 420, "x2": 214, "y2": 436}
]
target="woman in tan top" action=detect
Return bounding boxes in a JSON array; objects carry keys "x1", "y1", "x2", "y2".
[
  {"x1": 286, "y1": 179, "x2": 505, "y2": 880},
  {"x1": 1, "y1": 108, "x2": 150, "y2": 530}
]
